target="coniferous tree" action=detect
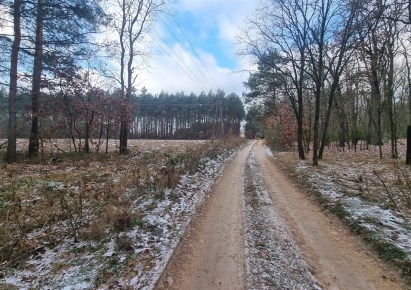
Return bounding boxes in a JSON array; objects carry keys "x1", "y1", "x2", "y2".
[{"x1": 27, "y1": 0, "x2": 105, "y2": 157}]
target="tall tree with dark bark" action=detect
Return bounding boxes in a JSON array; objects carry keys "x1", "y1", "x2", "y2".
[
  {"x1": 28, "y1": 0, "x2": 43, "y2": 157},
  {"x1": 27, "y1": 0, "x2": 105, "y2": 157},
  {"x1": 6, "y1": 0, "x2": 21, "y2": 163}
]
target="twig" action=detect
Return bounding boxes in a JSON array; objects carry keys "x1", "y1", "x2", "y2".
[
  {"x1": 53, "y1": 143, "x2": 68, "y2": 154},
  {"x1": 0, "y1": 139, "x2": 8, "y2": 150},
  {"x1": 373, "y1": 170, "x2": 402, "y2": 213}
]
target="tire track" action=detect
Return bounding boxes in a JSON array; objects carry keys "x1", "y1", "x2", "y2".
[{"x1": 243, "y1": 144, "x2": 320, "y2": 289}]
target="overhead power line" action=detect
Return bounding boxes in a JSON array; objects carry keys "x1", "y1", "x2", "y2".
[
  {"x1": 165, "y1": 9, "x2": 221, "y2": 89},
  {"x1": 148, "y1": 31, "x2": 207, "y2": 92},
  {"x1": 158, "y1": 15, "x2": 218, "y2": 91}
]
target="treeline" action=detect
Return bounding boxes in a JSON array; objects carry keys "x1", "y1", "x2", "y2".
[
  {"x1": 241, "y1": 0, "x2": 411, "y2": 165},
  {"x1": 0, "y1": 86, "x2": 245, "y2": 151},
  {"x1": 132, "y1": 90, "x2": 244, "y2": 139}
]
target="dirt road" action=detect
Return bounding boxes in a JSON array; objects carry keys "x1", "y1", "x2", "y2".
[{"x1": 155, "y1": 140, "x2": 403, "y2": 290}]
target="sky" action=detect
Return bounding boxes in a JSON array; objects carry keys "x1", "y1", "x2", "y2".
[{"x1": 138, "y1": 0, "x2": 259, "y2": 96}]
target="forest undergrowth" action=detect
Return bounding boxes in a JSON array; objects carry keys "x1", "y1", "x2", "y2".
[
  {"x1": 272, "y1": 140, "x2": 411, "y2": 286},
  {"x1": 0, "y1": 138, "x2": 245, "y2": 288}
]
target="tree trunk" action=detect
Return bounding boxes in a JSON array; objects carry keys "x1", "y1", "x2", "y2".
[
  {"x1": 318, "y1": 80, "x2": 338, "y2": 159},
  {"x1": 29, "y1": 0, "x2": 44, "y2": 157},
  {"x1": 105, "y1": 117, "x2": 110, "y2": 154},
  {"x1": 407, "y1": 126, "x2": 411, "y2": 165},
  {"x1": 85, "y1": 122, "x2": 90, "y2": 153},
  {"x1": 6, "y1": 0, "x2": 22, "y2": 163},
  {"x1": 297, "y1": 94, "x2": 305, "y2": 160},
  {"x1": 335, "y1": 87, "x2": 348, "y2": 150},
  {"x1": 386, "y1": 34, "x2": 397, "y2": 158},
  {"x1": 312, "y1": 89, "x2": 321, "y2": 166},
  {"x1": 118, "y1": 1, "x2": 127, "y2": 153},
  {"x1": 369, "y1": 36, "x2": 383, "y2": 158},
  {"x1": 119, "y1": 119, "x2": 128, "y2": 153},
  {"x1": 69, "y1": 119, "x2": 77, "y2": 152},
  {"x1": 401, "y1": 40, "x2": 411, "y2": 164}
]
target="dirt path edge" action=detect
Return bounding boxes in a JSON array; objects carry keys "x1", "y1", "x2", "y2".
[{"x1": 153, "y1": 142, "x2": 251, "y2": 290}]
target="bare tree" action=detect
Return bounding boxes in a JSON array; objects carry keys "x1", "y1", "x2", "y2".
[
  {"x1": 316, "y1": 0, "x2": 364, "y2": 161},
  {"x1": 109, "y1": 0, "x2": 166, "y2": 154},
  {"x1": 240, "y1": 0, "x2": 311, "y2": 160},
  {"x1": 241, "y1": 0, "x2": 363, "y2": 165}
]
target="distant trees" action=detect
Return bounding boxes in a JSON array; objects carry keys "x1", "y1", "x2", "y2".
[
  {"x1": 0, "y1": 87, "x2": 244, "y2": 155},
  {"x1": 131, "y1": 90, "x2": 244, "y2": 139},
  {"x1": 242, "y1": 0, "x2": 411, "y2": 165},
  {"x1": 244, "y1": 105, "x2": 264, "y2": 139}
]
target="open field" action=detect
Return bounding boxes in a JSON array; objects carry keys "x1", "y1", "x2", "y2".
[{"x1": 0, "y1": 139, "x2": 208, "y2": 155}]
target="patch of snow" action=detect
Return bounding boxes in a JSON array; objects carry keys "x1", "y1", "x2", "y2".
[
  {"x1": 296, "y1": 160, "x2": 309, "y2": 170},
  {"x1": 243, "y1": 146, "x2": 321, "y2": 289},
  {"x1": 103, "y1": 238, "x2": 116, "y2": 257},
  {"x1": 264, "y1": 145, "x2": 275, "y2": 159},
  {"x1": 4, "y1": 241, "x2": 101, "y2": 289},
  {"x1": 343, "y1": 197, "x2": 411, "y2": 255},
  {"x1": 298, "y1": 161, "x2": 411, "y2": 260}
]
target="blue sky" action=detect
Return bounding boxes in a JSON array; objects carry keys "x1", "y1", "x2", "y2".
[{"x1": 139, "y1": 0, "x2": 259, "y2": 95}]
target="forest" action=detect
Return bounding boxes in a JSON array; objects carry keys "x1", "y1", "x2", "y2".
[
  {"x1": 0, "y1": 87, "x2": 244, "y2": 149},
  {"x1": 1, "y1": 0, "x2": 411, "y2": 165},
  {"x1": 0, "y1": 0, "x2": 245, "y2": 163},
  {"x1": 241, "y1": 0, "x2": 411, "y2": 165}
]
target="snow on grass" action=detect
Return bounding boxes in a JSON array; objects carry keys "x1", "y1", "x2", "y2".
[
  {"x1": 1, "y1": 146, "x2": 239, "y2": 289},
  {"x1": 4, "y1": 241, "x2": 101, "y2": 289},
  {"x1": 295, "y1": 157, "x2": 411, "y2": 262},
  {"x1": 243, "y1": 146, "x2": 321, "y2": 290},
  {"x1": 343, "y1": 197, "x2": 411, "y2": 255}
]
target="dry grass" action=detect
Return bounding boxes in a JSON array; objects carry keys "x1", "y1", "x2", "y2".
[{"x1": 0, "y1": 138, "x2": 245, "y2": 271}]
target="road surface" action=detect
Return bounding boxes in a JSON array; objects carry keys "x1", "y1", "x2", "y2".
[{"x1": 155, "y1": 140, "x2": 403, "y2": 290}]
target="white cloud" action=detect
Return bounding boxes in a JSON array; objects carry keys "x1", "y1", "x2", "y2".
[
  {"x1": 138, "y1": 43, "x2": 248, "y2": 95},
  {"x1": 135, "y1": 0, "x2": 258, "y2": 95}
]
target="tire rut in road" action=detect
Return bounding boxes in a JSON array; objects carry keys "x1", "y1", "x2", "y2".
[{"x1": 243, "y1": 144, "x2": 320, "y2": 289}]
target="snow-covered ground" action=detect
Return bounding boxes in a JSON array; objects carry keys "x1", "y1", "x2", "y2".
[{"x1": 299, "y1": 162, "x2": 411, "y2": 259}]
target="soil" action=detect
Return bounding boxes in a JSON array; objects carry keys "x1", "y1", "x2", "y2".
[{"x1": 155, "y1": 140, "x2": 404, "y2": 290}]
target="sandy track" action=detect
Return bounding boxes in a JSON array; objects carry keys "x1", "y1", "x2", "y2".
[
  {"x1": 254, "y1": 140, "x2": 402, "y2": 290},
  {"x1": 155, "y1": 142, "x2": 254, "y2": 290},
  {"x1": 155, "y1": 140, "x2": 404, "y2": 290}
]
